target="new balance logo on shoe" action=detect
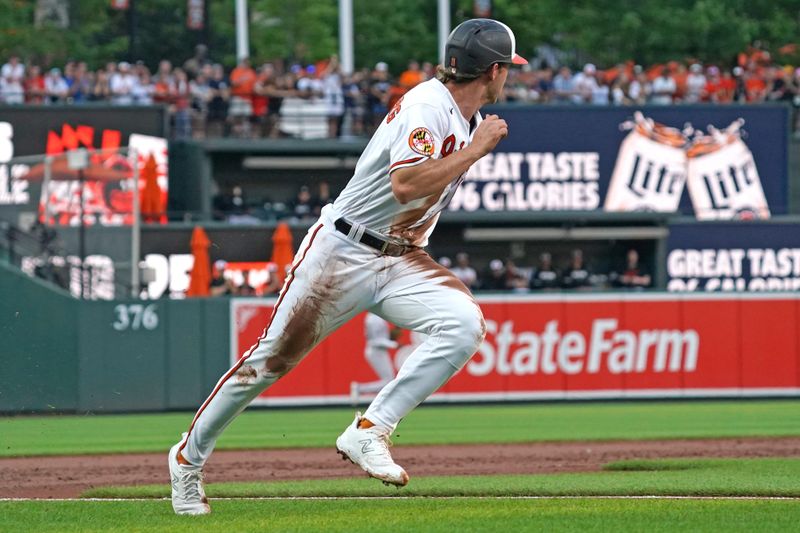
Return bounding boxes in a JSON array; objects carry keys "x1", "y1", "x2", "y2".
[
  {"x1": 336, "y1": 412, "x2": 409, "y2": 487},
  {"x1": 359, "y1": 439, "x2": 375, "y2": 454}
]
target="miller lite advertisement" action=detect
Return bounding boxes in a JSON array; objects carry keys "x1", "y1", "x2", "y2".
[
  {"x1": 231, "y1": 293, "x2": 800, "y2": 406},
  {"x1": 667, "y1": 222, "x2": 800, "y2": 292},
  {"x1": 450, "y1": 105, "x2": 788, "y2": 218}
]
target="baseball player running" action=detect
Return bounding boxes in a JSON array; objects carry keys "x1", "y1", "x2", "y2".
[{"x1": 169, "y1": 18, "x2": 526, "y2": 515}]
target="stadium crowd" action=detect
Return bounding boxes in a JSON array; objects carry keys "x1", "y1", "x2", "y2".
[
  {"x1": 3, "y1": 42, "x2": 800, "y2": 139},
  {"x1": 435, "y1": 249, "x2": 652, "y2": 293},
  {"x1": 206, "y1": 245, "x2": 651, "y2": 297},
  {"x1": 211, "y1": 179, "x2": 651, "y2": 295}
]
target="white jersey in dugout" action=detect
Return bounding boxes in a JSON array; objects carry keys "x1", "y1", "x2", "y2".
[{"x1": 331, "y1": 78, "x2": 481, "y2": 247}]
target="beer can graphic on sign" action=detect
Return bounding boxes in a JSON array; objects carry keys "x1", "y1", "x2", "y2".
[
  {"x1": 686, "y1": 119, "x2": 770, "y2": 220},
  {"x1": 605, "y1": 112, "x2": 688, "y2": 213}
]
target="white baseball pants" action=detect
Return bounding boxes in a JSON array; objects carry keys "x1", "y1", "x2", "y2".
[{"x1": 180, "y1": 212, "x2": 486, "y2": 466}]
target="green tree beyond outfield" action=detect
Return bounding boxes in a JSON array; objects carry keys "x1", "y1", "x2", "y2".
[{"x1": 1, "y1": 0, "x2": 799, "y2": 71}]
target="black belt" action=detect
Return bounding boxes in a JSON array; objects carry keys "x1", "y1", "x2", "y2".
[{"x1": 334, "y1": 218, "x2": 414, "y2": 257}]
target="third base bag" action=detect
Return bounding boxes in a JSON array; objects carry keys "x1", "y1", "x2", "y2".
[
  {"x1": 605, "y1": 112, "x2": 688, "y2": 213},
  {"x1": 685, "y1": 120, "x2": 770, "y2": 220}
]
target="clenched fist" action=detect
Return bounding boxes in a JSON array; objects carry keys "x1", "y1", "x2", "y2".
[{"x1": 472, "y1": 114, "x2": 508, "y2": 157}]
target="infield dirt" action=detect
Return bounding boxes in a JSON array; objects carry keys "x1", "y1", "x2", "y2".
[{"x1": 2, "y1": 437, "x2": 799, "y2": 498}]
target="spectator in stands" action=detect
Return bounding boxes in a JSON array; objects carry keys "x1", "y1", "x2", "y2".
[
  {"x1": 561, "y1": 249, "x2": 592, "y2": 290},
  {"x1": 237, "y1": 270, "x2": 257, "y2": 296},
  {"x1": 265, "y1": 71, "x2": 296, "y2": 138},
  {"x1": 610, "y1": 72, "x2": 630, "y2": 105},
  {"x1": 481, "y1": 259, "x2": 507, "y2": 291},
  {"x1": 438, "y1": 256, "x2": 452, "y2": 269},
  {"x1": 399, "y1": 60, "x2": 424, "y2": 90},
  {"x1": 552, "y1": 66, "x2": 574, "y2": 103},
  {"x1": 24, "y1": 65, "x2": 45, "y2": 104},
  {"x1": 572, "y1": 63, "x2": 598, "y2": 103},
  {"x1": 91, "y1": 68, "x2": 112, "y2": 102},
  {"x1": 68, "y1": 61, "x2": 92, "y2": 103},
  {"x1": 262, "y1": 264, "x2": 282, "y2": 296},
  {"x1": 322, "y1": 57, "x2": 345, "y2": 138},
  {"x1": 671, "y1": 62, "x2": 688, "y2": 101},
  {"x1": 110, "y1": 61, "x2": 138, "y2": 105},
  {"x1": 590, "y1": 71, "x2": 610, "y2": 105},
  {"x1": 650, "y1": 68, "x2": 676, "y2": 105},
  {"x1": 684, "y1": 63, "x2": 706, "y2": 103},
  {"x1": 365, "y1": 62, "x2": 390, "y2": 133},
  {"x1": 210, "y1": 260, "x2": 233, "y2": 296},
  {"x1": 342, "y1": 71, "x2": 366, "y2": 136},
  {"x1": 251, "y1": 63, "x2": 273, "y2": 137},
  {"x1": 732, "y1": 66, "x2": 748, "y2": 102},
  {"x1": 312, "y1": 180, "x2": 333, "y2": 216},
  {"x1": 503, "y1": 69, "x2": 532, "y2": 102},
  {"x1": 610, "y1": 249, "x2": 651, "y2": 290},
  {"x1": 183, "y1": 44, "x2": 210, "y2": 80},
  {"x1": 744, "y1": 67, "x2": 767, "y2": 102},
  {"x1": 295, "y1": 64, "x2": 323, "y2": 99},
  {"x1": 712, "y1": 68, "x2": 737, "y2": 103},
  {"x1": 290, "y1": 185, "x2": 315, "y2": 220},
  {"x1": 530, "y1": 252, "x2": 560, "y2": 290},
  {"x1": 206, "y1": 63, "x2": 229, "y2": 137},
  {"x1": 172, "y1": 68, "x2": 192, "y2": 138},
  {"x1": 1, "y1": 54, "x2": 25, "y2": 104},
  {"x1": 765, "y1": 66, "x2": 791, "y2": 102},
  {"x1": 44, "y1": 67, "x2": 68, "y2": 104},
  {"x1": 422, "y1": 61, "x2": 435, "y2": 81},
  {"x1": 153, "y1": 60, "x2": 173, "y2": 104},
  {"x1": 504, "y1": 259, "x2": 530, "y2": 291},
  {"x1": 132, "y1": 68, "x2": 155, "y2": 105},
  {"x1": 229, "y1": 57, "x2": 257, "y2": 137},
  {"x1": 536, "y1": 65, "x2": 554, "y2": 102},
  {"x1": 190, "y1": 66, "x2": 212, "y2": 137},
  {"x1": 702, "y1": 65, "x2": 721, "y2": 102},
  {"x1": 105, "y1": 61, "x2": 117, "y2": 80},
  {"x1": 628, "y1": 66, "x2": 650, "y2": 105},
  {"x1": 451, "y1": 252, "x2": 478, "y2": 290}
]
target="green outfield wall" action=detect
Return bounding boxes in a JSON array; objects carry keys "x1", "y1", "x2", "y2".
[{"x1": 0, "y1": 263, "x2": 230, "y2": 414}]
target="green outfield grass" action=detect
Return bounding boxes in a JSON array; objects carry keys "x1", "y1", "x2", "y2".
[
  {"x1": 82, "y1": 459, "x2": 800, "y2": 499},
  {"x1": 2, "y1": 400, "x2": 799, "y2": 457},
  {"x1": 1, "y1": 497, "x2": 798, "y2": 532}
]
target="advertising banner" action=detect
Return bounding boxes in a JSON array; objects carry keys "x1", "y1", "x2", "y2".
[
  {"x1": 0, "y1": 106, "x2": 167, "y2": 225},
  {"x1": 667, "y1": 222, "x2": 800, "y2": 292},
  {"x1": 230, "y1": 293, "x2": 800, "y2": 405},
  {"x1": 448, "y1": 105, "x2": 789, "y2": 219}
]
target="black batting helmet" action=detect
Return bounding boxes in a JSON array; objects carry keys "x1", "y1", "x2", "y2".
[{"x1": 444, "y1": 19, "x2": 528, "y2": 79}]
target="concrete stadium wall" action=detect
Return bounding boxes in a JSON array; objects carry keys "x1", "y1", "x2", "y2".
[{"x1": 0, "y1": 263, "x2": 230, "y2": 414}]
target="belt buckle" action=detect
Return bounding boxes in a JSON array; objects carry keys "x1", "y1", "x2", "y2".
[{"x1": 380, "y1": 240, "x2": 390, "y2": 254}]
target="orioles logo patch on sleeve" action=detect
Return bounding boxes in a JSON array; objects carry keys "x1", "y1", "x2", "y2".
[{"x1": 408, "y1": 127, "x2": 435, "y2": 156}]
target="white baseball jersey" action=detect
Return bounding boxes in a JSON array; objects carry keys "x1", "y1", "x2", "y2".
[{"x1": 332, "y1": 79, "x2": 481, "y2": 247}]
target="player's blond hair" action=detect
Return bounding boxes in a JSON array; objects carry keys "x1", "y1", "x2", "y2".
[{"x1": 435, "y1": 65, "x2": 481, "y2": 84}]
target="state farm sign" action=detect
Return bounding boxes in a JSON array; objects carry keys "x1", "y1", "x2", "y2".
[
  {"x1": 231, "y1": 293, "x2": 799, "y2": 405},
  {"x1": 467, "y1": 318, "x2": 698, "y2": 377}
]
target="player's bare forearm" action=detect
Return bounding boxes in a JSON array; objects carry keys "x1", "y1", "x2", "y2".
[
  {"x1": 390, "y1": 146, "x2": 483, "y2": 204},
  {"x1": 391, "y1": 114, "x2": 508, "y2": 204}
]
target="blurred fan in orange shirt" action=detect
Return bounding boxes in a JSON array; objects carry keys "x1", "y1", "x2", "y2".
[{"x1": 398, "y1": 60, "x2": 424, "y2": 89}]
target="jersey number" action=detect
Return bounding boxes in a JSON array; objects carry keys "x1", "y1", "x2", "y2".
[{"x1": 386, "y1": 96, "x2": 404, "y2": 124}]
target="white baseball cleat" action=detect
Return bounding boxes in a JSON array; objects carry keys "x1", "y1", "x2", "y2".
[
  {"x1": 335, "y1": 412, "x2": 409, "y2": 487},
  {"x1": 168, "y1": 438, "x2": 211, "y2": 515}
]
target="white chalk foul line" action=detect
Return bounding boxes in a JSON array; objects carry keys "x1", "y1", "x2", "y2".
[{"x1": 1, "y1": 496, "x2": 799, "y2": 502}]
